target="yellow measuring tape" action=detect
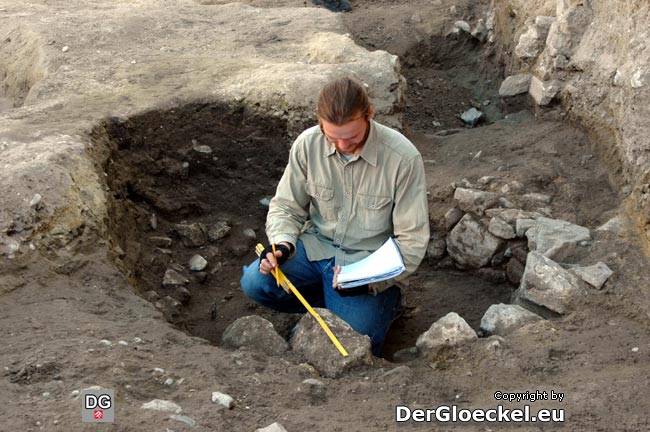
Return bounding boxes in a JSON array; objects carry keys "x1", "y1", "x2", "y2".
[{"x1": 255, "y1": 244, "x2": 348, "y2": 357}]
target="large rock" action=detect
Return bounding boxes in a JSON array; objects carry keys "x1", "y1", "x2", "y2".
[
  {"x1": 221, "y1": 316, "x2": 289, "y2": 356},
  {"x1": 499, "y1": 74, "x2": 532, "y2": 96},
  {"x1": 447, "y1": 214, "x2": 504, "y2": 269},
  {"x1": 162, "y1": 269, "x2": 189, "y2": 287},
  {"x1": 444, "y1": 207, "x2": 465, "y2": 231},
  {"x1": 569, "y1": 262, "x2": 613, "y2": 290},
  {"x1": 488, "y1": 217, "x2": 516, "y2": 239},
  {"x1": 528, "y1": 76, "x2": 561, "y2": 106},
  {"x1": 175, "y1": 223, "x2": 208, "y2": 247},
  {"x1": 208, "y1": 221, "x2": 231, "y2": 242},
  {"x1": 485, "y1": 208, "x2": 541, "y2": 225},
  {"x1": 416, "y1": 312, "x2": 477, "y2": 355},
  {"x1": 514, "y1": 251, "x2": 584, "y2": 314},
  {"x1": 523, "y1": 217, "x2": 591, "y2": 261},
  {"x1": 480, "y1": 303, "x2": 543, "y2": 336},
  {"x1": 291, "y1": 308, "x2": 373, "y2": 378},
  {"x1": 514, "y1": 17, "x2": 555, "y2": 60},
  {"x1": 595, "y1": 216, "x2": 623, "y2": 235},
  {"x1": 453, "y1": 188, "x2": 500, "y2": 215}
]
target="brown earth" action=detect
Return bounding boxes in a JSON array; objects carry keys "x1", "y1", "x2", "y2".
[{"x1": 1, "y1": 0, "x2": 650, "y2": 431}]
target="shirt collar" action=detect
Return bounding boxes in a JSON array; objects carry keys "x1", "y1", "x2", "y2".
[
  {"x1": 323, "y1": 120, "x2": 378, "y2": 167},
  {"x1": 357, "y1": 120, "x2": 378, "y2": 166}
]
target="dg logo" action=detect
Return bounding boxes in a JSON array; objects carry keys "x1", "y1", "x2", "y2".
[{"x1": 81, "y1": 389, "x2": 115, "y2": 423}]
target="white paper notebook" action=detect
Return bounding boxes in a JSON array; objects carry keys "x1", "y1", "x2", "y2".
[{"x1": 337, "y1": 238, "x2": 405, "y2": 288}]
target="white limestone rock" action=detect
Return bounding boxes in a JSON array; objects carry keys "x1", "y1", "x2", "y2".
[
  {"x1": 221, "y1": 315, "x2": 289, "y2": 356},
  {"x1": 569, "y1": 262, "x2": 613, "y2": 290},
  {"x1": 488, "y1": 217, "x2": 516, "y2": 239},
  {"x1": 416, "y1": 312, "x2": 477, "y2": 355},
  {"x1": 499, "y1": 74, "x2": 532, "y2": 97},
  {"x1": 528, "y1": 76, "x2": 561, "y2": 106},
  {"x1": 189, "y1": 254, "x2": 208, "y2": 271},
  {"x1": 480, "y1": 303, "x2": 543, "y2": 336},
  {"x1": 141, "y1": 399, "x2": 182, "y2": 414},
  {"x1": 514, "y1": 251, "x2": 584, "y2": 314},
  {"x1": 256, "y1": 423, "x2": 288, "y2": 432},
  {"x1": 595, "y1": 216, "x2": 622, "y2": 235},
  {"x1": 444, "y1": 207, "x2": 465, "y2": 231},
  {"x1": 162, "y1": 269, "x2": 189, "y2": 287},
  {"x1": 291, "y1": 308, "x2": 373, "y2": 378},
  {"x1": 447, "y1": 214, "x2": 504, "y2": 269},
  {"x1": 454, "y1": 20, "x2": 471, "y2": 33},
  {"x1": 515, "y1": 16, "x2": 555, "y2": 60},
  {"x1": 453, "y1": 188, "x2": 500, "y2": 216},
  {"x1": 211, "y1": 391, "x2": 235, "y2": 409},
  {"x1": 524, "y1": 217, "x2": 591, "y2": 261}
]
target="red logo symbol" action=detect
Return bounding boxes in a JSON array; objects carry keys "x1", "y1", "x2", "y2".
[{"x1": 93, "y1": 410, "x2": 104, "y2": 419}]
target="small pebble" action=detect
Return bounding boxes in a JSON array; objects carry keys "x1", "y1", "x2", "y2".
[
  {"x1": 29, "y1": 194, "x2": 42, "y2": 207},
  {"x1": 150, "y1": 214, "x2": 158, "y2": 230},
  {"x1": 259, "y1": 197, "x2": 271, "y2": 207},
  {"x1": 99, "y1": 340, "x2": 112, "y2": 346},
  {"x1": 170, "y1": 414, "x2": 196, "y2": 427},
  {"x1": 211, "y1": 391, "x2": 235, "y2": 409},
  {"x1": 141, "y1": 399, "x2": 182, "y2": 414},
  {"x1": 118, "y1": 340, "x2": 129, "y2": 346},
  {"x1": 153, "y1": 368, "x2": 165, "y2": 374},
  {"x1": 61, "y1": 46, "x2": 69, "y2": 52},
  {"x1": 189, "y1": 254, "x2": 208, "y2": 271},
  {"x1": 164, "y1": 378, "x2": 174, "y2": 386},
  {"x1": 632, "y1": 347, "x2": 639, "y2": 353},
  {"x1": 243, "y1": 228, "x2": 256, "y2": 240}
]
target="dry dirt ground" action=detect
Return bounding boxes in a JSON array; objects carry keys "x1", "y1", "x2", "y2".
[{"x1": 2, "y1": 0, "x2": 650, "y2": 431}]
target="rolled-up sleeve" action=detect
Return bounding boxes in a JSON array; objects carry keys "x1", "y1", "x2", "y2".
[
  {"x1": 393, "y1": 154, "x2": 429, "y2": 276},
  {"x1": 266, "y1": 137, "x2": 309, "y2": 247}
]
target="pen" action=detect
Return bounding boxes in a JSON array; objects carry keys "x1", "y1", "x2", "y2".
[{"x1": 271, "y1": 243, "x2": 279, "y2": 287}]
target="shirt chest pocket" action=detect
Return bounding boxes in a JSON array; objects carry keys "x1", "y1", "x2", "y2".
[
  {"x1": 357, "y1": 193, "x2": 393, "y2": 232},
  {"x1": 306, "y1": 183, "x2": 338, "y2": 222}
]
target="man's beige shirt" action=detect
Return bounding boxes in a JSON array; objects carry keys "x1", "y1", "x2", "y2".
[{"x1": 267, "y1": 120, "x2": 429, "y2": 293}]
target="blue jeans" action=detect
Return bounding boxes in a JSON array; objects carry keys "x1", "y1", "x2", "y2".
[{"x1": 240, "y1": 240, "x2": 401, "y2": 356}]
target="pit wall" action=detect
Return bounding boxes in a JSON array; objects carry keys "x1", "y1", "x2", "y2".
[
  {"x1": 488, "y1": 0, "x2": 650, "y2": 252},
  {"x1": 0, "y1": 23, "x2": 45, "y2": 109}
]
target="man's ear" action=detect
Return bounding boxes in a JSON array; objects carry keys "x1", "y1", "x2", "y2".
[{"x1": 366, "y1": 105, "x2": 375, "y2": 120}]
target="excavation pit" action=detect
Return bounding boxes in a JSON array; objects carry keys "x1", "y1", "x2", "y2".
[{"x1": 92, "y1": 101, "x2": 517, "y2": 360}]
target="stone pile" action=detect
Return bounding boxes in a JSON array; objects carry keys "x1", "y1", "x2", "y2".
[
  {"x1": 431, "y1": 180, "x2": 600, "y2": 285},
  {"x1": 222, "y1": 310, "x2": 373, "y2": 379},
  {"x1": 498, "y1": 2, "x2": 600, "y2": 107},
  {"x1": 142, "y1": 216, "x2": 248, "y2": 311},
  {"x1": 430, "y1": 178, "x2": 614, "y2": 322}
]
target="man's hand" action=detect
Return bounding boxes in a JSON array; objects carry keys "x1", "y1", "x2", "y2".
[
  {"x1": 332, "y1": 265, "x2": 371, "y2": 296},
  {"x1": 259, "y1": 242, "x2": 293, "y2": 275}
]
